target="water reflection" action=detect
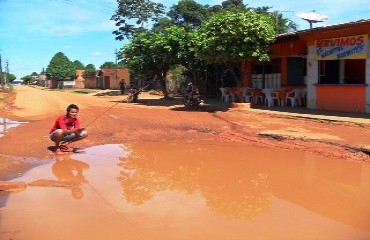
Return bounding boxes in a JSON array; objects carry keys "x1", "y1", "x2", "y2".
[
  {"x1": 0, "y1": 116, "x2": 26, "y2": 137},
  {"x1": 117, "y1": 142, "x2": 370, "y2": 231},
  {"x1": 28, "y1": 155, "x2": 90, "y2": 200},
  {"x1": 52, "y1": 155, "x2": 89, "y2": 199},
  {"x1": 1, "y1": 143, "x2": 370, "y2": 240},
  {"x1": 118, "y1": 142, "x2": 272, "y2": 219}
]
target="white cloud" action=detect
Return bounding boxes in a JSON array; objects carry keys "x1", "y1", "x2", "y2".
[{"x1": 92, "y1": 51, "x2": 110, "y2": 56}]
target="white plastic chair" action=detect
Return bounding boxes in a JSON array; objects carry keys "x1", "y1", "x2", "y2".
[
  {"x1": 243, "y1": 90, "x2": 253, "y2": 103},
  {"x1": 262, "y1": 89, "x2": 280, "y2": 107},
  {"x1": 219, "y1": 87, "x2": 232, "y2": 102},
  {"x1": 286, "y1": 89, "x2": 303, "y2": 107},
  {"x1": 301, "y1": 88, "x2": 307, "y2": 106}
]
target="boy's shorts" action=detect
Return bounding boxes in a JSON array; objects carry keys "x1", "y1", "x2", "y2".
[{"x1": 50, "y1": 129, "x2": 88, "y2": 142}]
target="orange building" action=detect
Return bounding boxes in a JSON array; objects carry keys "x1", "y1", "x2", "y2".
[
  {"x1": 75, "y1": 68, "x2": 130, "y2": 90},
  {"x1": 97, "y1": 68, "x2": 130, "y2": 90},
  {"x1": 244, "y1": 18, "x2": 370, "y2": 113}
]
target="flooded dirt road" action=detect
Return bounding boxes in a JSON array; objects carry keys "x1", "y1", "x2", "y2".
[
  {"x1": 1, "y1": 86, "x2": 370, "y2": 239},
  {"x1": 1, "y1": 143, "x2": 370, "y2": 240}
]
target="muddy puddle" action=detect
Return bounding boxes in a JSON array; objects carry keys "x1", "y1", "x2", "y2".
[
  {"x1": 0, "y1": 117, "x2": 26, "y2": 137},
  {"x1": 1, "y1": 142, "x2": 370, "y2": 240}
]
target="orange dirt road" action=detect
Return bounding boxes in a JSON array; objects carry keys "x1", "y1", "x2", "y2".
[
  {"x1": 0, "y1": 85, "x2": 369, "y2": 179},
  {"x1": 1, "y1": 86, "x2": 370, "y2": 240}
]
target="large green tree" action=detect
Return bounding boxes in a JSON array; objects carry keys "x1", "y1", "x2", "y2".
[
  {"x1": 121, "y1": 26, "x2": 187, "y2": 98},
  {"x1": 1, "y1": 73, "x2": 16, "y2": 82},
  {"x1": 111, "y1": 0, "x2": 165, "y2": 41},
  {"x1": 45, "y1": 52, "x2": 75, "y2": 81},
  {"x1": 196, "y1": 11, "x2": 275, "y2": 84},
  {"x1": 73, "y1": 60, "x2": 85, "y2": 70},
  {"x1": 83, "y1": 64, "x2": 96, "y2": 77},
  {"x1": 254, "y1": 7, "x2": 297, "y2": 34},
  {"x1": 167, "y1": 0, "x2": 208, "y2": 28},
  {"x1": 8, "y1": 73, "x2": 16, "y2": 82},
  {"x1": 21, "y1": 75, "x2": 32, "y2": 84},
  {"x1": 100, "y1": 61, "x2": 118, "y2": 69}
]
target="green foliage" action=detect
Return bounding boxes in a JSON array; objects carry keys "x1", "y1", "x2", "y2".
[
  {"x1": 221, "y1": 0, "x2": 248, "y2": 12},
  {"x1": 196, "y1": 11, "x2": 275, "y2": 63},
  {"x1": 21, "y1": 75, "x2": 32, "y2": 84},
  {"x1": 45, "y1": 52, "x2": 75, "y2": 81},
  {"x1": 121, "y1": 26, "x2": 188, "y2": 96},
  {"x1": 167, "y1": 0, "x2": 208, "y2": 27},
  {"x1": 30, "y1": 72, "x2": 38, "y2": 76},
  {"x1": 100, "y1": 61, "x2": 118, "y2": 69},
  {"x1": 84, "y1": 64, "x2": 96, "y2": 77},
  {"x1": 253, "y1": 7, "x2": 297, "y2": 34},
  {"x1": 8, "y1": 73, "x2": 16, "y2": 82},
  {"x1": 73, "y1": 60, "x2": 85, "y2": 70},
  {"x1": 111, "y1": 0, "x2": 165, "y2": 41},
  {"x1": 1, "y1": 73, "x2": 16, "y2": 82},
  {"x1": 115, "y1": 0, "x2": 296, "y2": 89},
  {"x1": 152, "y1": 18, "x2": 174, "y2": 32}
]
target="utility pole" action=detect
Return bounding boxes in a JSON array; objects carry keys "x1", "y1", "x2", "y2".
[
  {"x1": 114, "y1": 48, "x2": 118, "y2": 65},
  {"x1": 114, "y1": 48, "x2": 119, "y2": 81},
  {"x1": 5, "y1": 60, "x2": 9, "y2": 85},
  {"x1": 0, "y1": 53, "x2": 3, "y2": 87}
]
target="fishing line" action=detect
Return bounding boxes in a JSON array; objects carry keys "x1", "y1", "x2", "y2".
[
  {"x1": 84, "y1": 101, "x2": 121, "y2": 128},
  {"x1": 84, "y1": 84, "x2": 149, "y2": 127}
]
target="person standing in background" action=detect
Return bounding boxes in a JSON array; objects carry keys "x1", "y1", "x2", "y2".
[{"x1": 119, "y1": 79, "x2": 126, "y2": 95}]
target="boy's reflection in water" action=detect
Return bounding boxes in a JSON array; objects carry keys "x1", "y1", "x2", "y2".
[{"x1": 52, "y1": 155, "x2": 90, "y2": 199}]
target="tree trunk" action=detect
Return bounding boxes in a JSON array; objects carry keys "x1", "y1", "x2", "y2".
[
  {"x1": 226, "y1": 62, "x2": 242, "y2": 86},
  {"x1": 160, "y1": 69, "x2": 169, "y2": 99}
]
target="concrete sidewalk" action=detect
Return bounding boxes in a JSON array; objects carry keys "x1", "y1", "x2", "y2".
[{"x1": 203, "y1": 98, "x2": 370, "y2": 126}]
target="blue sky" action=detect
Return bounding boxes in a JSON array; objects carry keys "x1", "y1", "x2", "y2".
[{"x1": 1, "y1": 0, "x2": 369, "y2": 78}]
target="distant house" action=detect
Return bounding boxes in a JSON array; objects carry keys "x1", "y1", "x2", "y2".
[
  {"x1": 74, "y1": 68, "x2": 130, "y2": 90},
  {"x1": 37, "y1": 74, "x2": 47, "y2": 87},
  {"x1": 96, "y1": 68, "x2": 130, "y2": 90}
]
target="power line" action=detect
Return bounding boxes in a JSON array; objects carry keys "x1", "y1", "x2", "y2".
[{"x1": 53, "y1": 0, "x2": 116, "y2": 14}]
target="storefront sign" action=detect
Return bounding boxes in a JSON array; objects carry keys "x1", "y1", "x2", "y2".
[
  {"x1": 62, "y1": 81, "x2": 75, "y2": 86},
  {"x1": 315, "y1": 34, "x2": 368, "y2": 60}
]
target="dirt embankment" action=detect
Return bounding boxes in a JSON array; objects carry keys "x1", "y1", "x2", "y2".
[{"x1": 0, "y1": 86, "x2": 369, "y2": 182}]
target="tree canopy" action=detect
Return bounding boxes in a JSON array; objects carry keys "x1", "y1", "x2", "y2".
[
  {"x1": 100, "y1": 61, "x2": 118, "y2": 69},
  {"x1": 167, "y1": 0, "x2": 208, "y2": 27},
  {"x1": 196, "y1": 11, "x2": 275, "y2": 83},
  {"x1": 114, "y1": 0, "x2": 296, "y2": 94},
  {"x1": 84, "y1": 64, "x2": 96, "y2": 77},
  {"x1": 73, "y1": 60, "x2": 85, "y2": 70},
  {"x1": 45, "y1": 52, "x2": 75, "y2": 81},
  {"x1": 197, "y1": 11, "x2": 275, "y2": 63},
  {"x1": 121, "y1": 26, "x2": 187, "y2": 97},
  {"x1": 111, "y1": 0, "x2": 165, "y2": 40}
]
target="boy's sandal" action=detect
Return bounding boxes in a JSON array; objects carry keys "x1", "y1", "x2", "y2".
[
  {"x1": 60, "y1": 145, "x2": 73, "y2": 152},
  {"x1": 54, "y1": 148, "x2": 65, "y2": 155}
]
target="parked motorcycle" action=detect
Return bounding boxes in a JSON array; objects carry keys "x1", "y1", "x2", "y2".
[
  {"x1": 182, "y1": 82, "x2": 201, "y2": 109},
  {"x1": 183, "y1": 93, "x2": 202, "y2": 109}
]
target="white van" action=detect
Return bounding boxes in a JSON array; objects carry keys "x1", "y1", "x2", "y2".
[{"x1": 11, "y1": 80, "x2": 23, "y2": 86}]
